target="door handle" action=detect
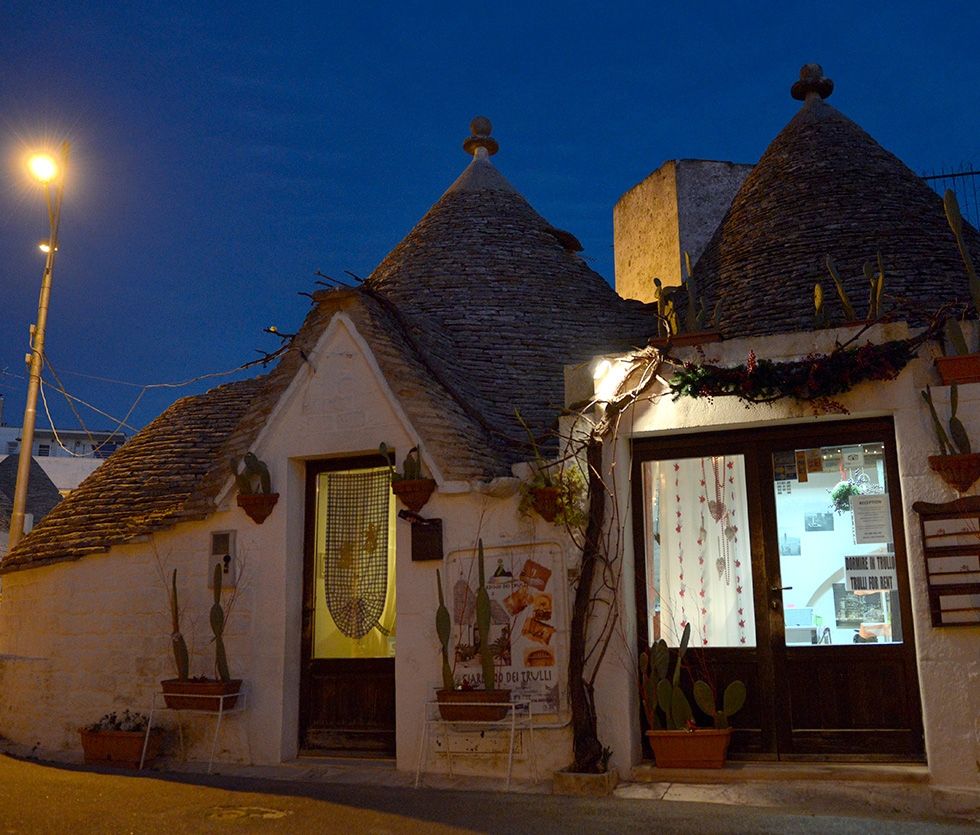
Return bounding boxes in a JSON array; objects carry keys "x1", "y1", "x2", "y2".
[{"x1": 770, "y1": 585, "x2": 792, "y2": 592}]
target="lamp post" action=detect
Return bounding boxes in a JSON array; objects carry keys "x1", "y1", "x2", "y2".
[{"x1": 8, "y1": 141, "x2": 70, "y2": 549}]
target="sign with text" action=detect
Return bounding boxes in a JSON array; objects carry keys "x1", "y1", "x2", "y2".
[
  {"x1": 845, "y1": 552, "x2": 898, "y2": 593},
  {"x1": 445, "y1": 542, "x2": 567, "y2": 714},
  {"x1": 851, "y1": 494, "x2": 893, "y2": 544}
]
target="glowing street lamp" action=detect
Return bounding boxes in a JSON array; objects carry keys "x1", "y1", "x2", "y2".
[{"x1": 8, "y1": 141, "x2": 70, "y2": 549}]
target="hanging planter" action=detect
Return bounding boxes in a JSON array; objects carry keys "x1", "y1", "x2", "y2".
[
  {"x1": 935, "y1": 353, "x2": 980, "y2": 386},
  {"x1": 391, "y1": 478, "x2": 436, "y2": 512},
  {"x1": 530, "y1": 485, "x2": 561, "y2": 522},
  {"x1": 927, "y1": 453, "x2": 980, "y2": 494},
  {"x1": 236, "y1": 492, "x2": 279, "y2": 524}
]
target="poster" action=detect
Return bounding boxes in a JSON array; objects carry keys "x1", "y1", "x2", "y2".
[
  {"x1": 844, "y1": 552, "x2": 898, "y2": 593},
  {"x1": 851, "y1": 494, "x2": 892, "y2": 544},
  {"x1": 773, "y1": 451, "x2": 797, "y2": 481},
  {"x1": 446, "y1": 542, "x2": 566, "y2": 713}
]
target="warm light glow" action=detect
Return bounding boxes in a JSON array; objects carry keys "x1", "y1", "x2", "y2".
[
  {"x1": 27, "y1": 153, "x2": 58, "y2": 183},
  {"x1": 38, "y1": 242, "x2": 51, "y2": 253}
]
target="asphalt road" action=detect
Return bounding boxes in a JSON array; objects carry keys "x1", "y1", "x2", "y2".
[{"x1": 0, "y1": 754, "x2": 973, "y2": 834}]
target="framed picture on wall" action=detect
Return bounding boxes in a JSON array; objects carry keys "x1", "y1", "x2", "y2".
[{"x1": 804, "y1": 510, "x2": 834, "y2": 532}]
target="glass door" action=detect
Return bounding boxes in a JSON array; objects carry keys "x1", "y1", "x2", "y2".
[
  {"x1": 300, "y1": 456, "x2": 397, "y2": 755},
  {"x1": 635, "y1": 418, "x2": 925, "y2": 760}
]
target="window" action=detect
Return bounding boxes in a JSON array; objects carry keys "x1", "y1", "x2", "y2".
[
  {"x1": 6, "y1": 441, "x2": 17, "y2": 455},
  {"x1": 37, "y1": 444, "x2": 50, "y2": 457},
  {"x1": 642, "y1": 455, "x2": 756, "y2": 647}
]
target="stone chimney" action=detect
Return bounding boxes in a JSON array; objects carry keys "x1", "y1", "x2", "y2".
[{"x1": 613, "y1": 159, "x2": 752, "y2": 303}]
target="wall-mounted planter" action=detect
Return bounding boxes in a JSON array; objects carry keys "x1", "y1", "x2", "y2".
[
  {"x1": 530, "y1": 486, "x2": 561, "y2": 523},
  {"x1": 391, "y1": 478, "x2": 436, "y2": 512},
  {"x1": 927, "y1": 453, "x2": 980, "y2": 494},
  {"x1": 79, "y1": 728, "x2": 162, "y2": 769},
  {"x1": 935, "y1": 354, "x2": 980, "y2": 386},
  {"x1": 236, "y1": 492, "x2": 279, "y2": 524}
]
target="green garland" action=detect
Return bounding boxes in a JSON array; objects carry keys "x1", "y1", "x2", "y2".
[{"x1": 668, "y1": 336, "x2": 926, "y2": 405}]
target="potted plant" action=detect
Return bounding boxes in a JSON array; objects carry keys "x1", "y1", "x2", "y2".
[
  {"x1": 434, "y1": 539, "x2": 511, "y2": 721},
  {"x1": 639, "y1": 622, "x2": 746, "y2": 768},
  {"x1": 79, "y1": 710, "x2": 163, "y2": 769},
  {"x1": 935, "y1": 191, "x2": 980, "y2": 385},
  {"x1": 514, "y1": 412, "x2": 587, "y2": 526},
  {"x1": 648, "y1": 252, "x2": 723, "y2": 348},
  {"x1": 381, "y1": 442, "x2": 436, "y2": 512},
  {"x1": 232, "y1": 452, "x2": 278, "y2": 523},
  {"x1": 813, "y1": 253, "x2": 889, "y2": 330},
  {"x1": 160, "y1": 565, "x2": 243, "y2": 712},
  {"x1": 922, "y1": 384, "x2": 980, "y2": 493}
]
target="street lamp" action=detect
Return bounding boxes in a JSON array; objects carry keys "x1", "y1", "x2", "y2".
[{"x1": 8, "y1": 141, "x2": 70, "y2": 549}]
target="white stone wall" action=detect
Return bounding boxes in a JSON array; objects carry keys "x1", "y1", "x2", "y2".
[
  {"x1": 0, "y1": 312, "x2": 579, "y2": 778},
  {"x1": 0, "y1": 521, "x2": 255, "y2": 761},
  {"x1": 594, "y1": 322, "x2": 980, "y2": 792}
]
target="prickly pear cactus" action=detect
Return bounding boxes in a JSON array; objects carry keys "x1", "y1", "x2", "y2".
[
  {"x1": 170, "y1": 569, "x2": 189, "y2": 680},
  {"x1": 211, "y1": 563, "x2": 230, "y2": 682},
  {"x1": 436, "y1": 569, "x2": 454, "y2": 691},
  {"x1": 476, "y1": 539, "x2": 495, "y2": 690}
]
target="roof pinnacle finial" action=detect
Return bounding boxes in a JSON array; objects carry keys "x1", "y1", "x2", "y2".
[
  {"x1": 463, "y1": 116, "x2": 499, "y2": 157},
  {"x1": 791, "y1": 64, "x2": 834, "y2": 103}
]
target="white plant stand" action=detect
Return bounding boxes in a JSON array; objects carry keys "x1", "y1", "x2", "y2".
[
  {"x1": 414, "y1": 697, "x2": 536, "y2": 789},
  {"x1": 140, "y1": 685, "x2": 247, "y2": 774}
]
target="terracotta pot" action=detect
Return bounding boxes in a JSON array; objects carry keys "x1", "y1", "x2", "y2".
[
  {"x1": 79, "y1": 727, "x2": 162, "y2": 769},
  {"x1": 928, "y1": 453, "x2": 980, "y2": 494},
  {"x1": 435, "y1": 688, "x2": 512, "y2": 722},
  {"x1": 236, "y1": 492, "x2": 279, "y2": 524},
  {"x1": 530, "y1": 486, "x2": 561, "y2": 523},
  {"x1": 391, "y1": 478, "x2": 436, "y2": 512},
  {"x1": 646, "y1": 727, "x2": 733, "y2": 768},
  {"x1": 935, "y1": 353, "x2": 980, "y2": 386},
  {"x1": 648, "y1": 330, "x2": 722, "y2": 349},
  {"x1": 161, "y1": 678, "x2": 243, "y2": 712}
]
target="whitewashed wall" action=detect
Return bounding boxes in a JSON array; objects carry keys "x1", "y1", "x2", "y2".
[
  {"x1": 594, "y1": 322, "x2": 980, "y2": 792},
  {"x1": 0, "y1": 312, "x2": 579, "y2": 778}
]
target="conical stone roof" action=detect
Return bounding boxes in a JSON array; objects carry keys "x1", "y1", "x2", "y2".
[
  {"x1": 694, "y1": 66, "x2": 980, "y2": 338},
  {"x1": 365, "y1": 122, "x2": 659, "y2": 459}
]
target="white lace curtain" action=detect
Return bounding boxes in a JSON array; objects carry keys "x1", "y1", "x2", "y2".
[{"x1": 644, "y1": 457, "x2": 756, "y2": 647}]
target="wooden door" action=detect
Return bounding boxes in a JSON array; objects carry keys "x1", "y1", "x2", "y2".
[
  {"x1": 300, "y1": 456, "x2": 396, "y2": 755},
  {"x1": 633, "y1": 418, "x2": 924, "y2": 761}
]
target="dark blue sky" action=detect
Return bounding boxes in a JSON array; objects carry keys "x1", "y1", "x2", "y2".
[{"x1": 1, "y1": 2, "x2": 978, "y2": 437}]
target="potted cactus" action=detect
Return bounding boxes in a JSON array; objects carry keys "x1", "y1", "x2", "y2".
[
  {"x1": 233, "y1": 452, "x2": 278, "y2": 524},
  {"x1": 935, "y1": 191, "x2": 980, "y2": 385},
  {"x1": 79, "y1": 710, "x2": 163, "y2": 770},
  {"x1": 381, "y1": 443, "x2": 436, "y2": 512},
  {"x1": 922, "y1": 384, "x2": 980, "y2": 493},
  {"x1": 160, "y1": 565, "x2": 243, "y2": 712},
  {"x1": 515, "y1": 411, "x2": 587, "y2": 527},
  {"x1": 648, "y1": 253, "x2": 723, "y2": 348},
  {"x1": 434, "y1": 539, "x2": 511, "y2": 721},
  {"x1": 639, "y1": 623, "x2": 746, "y2": 768}
]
